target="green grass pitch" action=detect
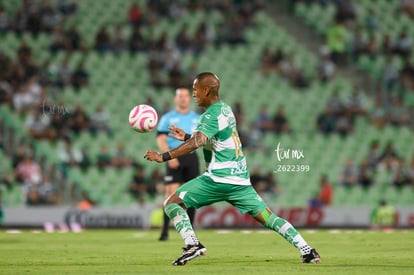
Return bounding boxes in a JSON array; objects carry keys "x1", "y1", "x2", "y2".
[{"x1": 1, "y1": 229, "x2": 413, "y2": 274}]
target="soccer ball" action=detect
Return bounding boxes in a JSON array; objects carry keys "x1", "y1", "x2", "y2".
[{"x1": 129, "y1": 104, "x2": 158, "y2": 133}]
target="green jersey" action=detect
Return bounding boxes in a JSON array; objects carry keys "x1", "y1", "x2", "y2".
[{"x1": 195, "y1": 101, "x2": 250, "y2": 185}]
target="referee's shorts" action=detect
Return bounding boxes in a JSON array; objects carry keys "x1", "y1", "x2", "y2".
[{"x1": 164, "y1": 152, "x2": 199, "y2": 185}]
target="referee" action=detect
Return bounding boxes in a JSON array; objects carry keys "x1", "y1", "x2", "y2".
[{"x1": 157, "y1": 88, "x2": 200, "y2": 241}]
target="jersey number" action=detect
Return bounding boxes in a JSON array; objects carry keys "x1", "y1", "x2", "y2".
[{"x1": 231, "y1": 128, "x2": 244, "y2": 158}]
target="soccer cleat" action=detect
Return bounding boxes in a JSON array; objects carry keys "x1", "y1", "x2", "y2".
[
  {"x1": 301, "y1": 248, "x2": 320, "y2": 264},
  {"x1": 172, "y1": 242, "x2": 207, "y2": 266}
]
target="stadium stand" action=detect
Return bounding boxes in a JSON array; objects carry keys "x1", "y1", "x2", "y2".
[{"x1": 0, "y1": 0, "x2": 413, "y2": 209}]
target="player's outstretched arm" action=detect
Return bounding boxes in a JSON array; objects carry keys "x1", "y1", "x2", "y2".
[{"x1": 144, "y1": 131, "x2": 207, "y2": 163}]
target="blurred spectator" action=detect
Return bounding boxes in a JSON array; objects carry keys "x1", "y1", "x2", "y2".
[
  {"x1": 112, "y1": 143, "x2": 133, "y2": 168},
  {"x1": 316, "y1": 107, "x2": 336, "y2": 135},
  {"x1": 378, "y1": 141, "x2": 400, "y2": 171},
  {"x1": 94, "y1": 26, "x2": 112, "y2": 53},
  {"x1": 250, "y1": 167, "x2": 267, "y2": 195},
  {"x1": 12, "y1": 143, "x2": 29, "y2": 168},
  {"x1": 336, "y1": 110, "x2": 354, "y2": 137},
  {"x1": 334, "y1": 0, "x2": 357, "y2": 23},
  {"x1": 96, "y1": 145, "x2": 112, "y2": 169},
  {"x1": 26, "y1": 7, "x2": 42, "y2": 36},
  {"x1": 163, "y1": 45, "x2": 181, "y2": 71},
  {"x1": 317, "y1": 175, "x2": 333, "y2": 206},
  {"x1": 168, "y1": 62, "x2": 184, "y2": 88},
  {"x1": 279, "y1": 53, "x2": 296, "y2": 80},
  {"x1": 326, "y1": 18, "x2": 349, "y2": 65},
  {"x1": 291, "y1": 69, "x2": 309, "y2": 89},
  {"x1": 49, "y1": 105, "x2": 70, "y2": 140},
  {"x1": 175, "y1": 25, "x2": 191, "y2": 53},
  {"x1": 77, "y1": 191, "x2": 94, "y2": 210},
  {"x1": 406, "y1": 156, "x2": 414, "y2": 185},
  {"x1": 264, "y1": 171, "x2": 279, "y2": 195},
  {"x1": 0, "y1": 6, "x2": 9, "y2": 33},
  {"x1": 400, "y1": 58, "x2": 414, "y2": 91},
  {"x1": 341, "y1": 159, "x2": 358, "y2": 187},
  {"x1": 26, "y1": 174, "x2": 57, "y2": 205},
  {"x1": 13, "y1": 85, "x2": 37, "y2": 113},
  {"x1": 79, "y1": 147, "x2": 91, "y2": 171},
  {"x1": 408, "y1": 106, "x2": 414, "y2": 130},
  {"x1": 147, "y1": 169, "x2": 163, "y2": 197},
  {"x1": 233, "y1": 101, "x2": 244, "y2": 126},
  {"x1": 260, "y1": 47, "x2": 276, "y2": 74},
  {"x1": 370, "y1": 199, "x2": 396, "y2": 230},
  {"x1": 382, "y1": 34, "x2": 394, "y2": 55},
  {"x1": 346, "y1": 89, "x2": 367, "y2": 117},
  {"x1": 128, "y1": 2, "x2": 143, "y2": 26},
  {"x1": 366, "y1": 34, "x2": 379, "y2": 58},
  {"x1": 365, "y1": 9, "x2": 378, "y2": 32},
  {"x1": 40, "y1": 1, "x2": 62, "y2": 33},
  {"x1": 0, "y1": 171, "x2": 13, "y2": 190},
  {"x1": 111, "y1": 24, "x2": 127, "y2": 53},
  {"x1": 388, "y1": 96, "x2": 409, "y2": 126},
  {"x1": 401, "y1": 0, "x2": 414, "y2": 17},
  {"x1": 366, "y1": 140, "x2": 381, "y2": 169},
  {"x1": 326, "y1": 89, "x2": 345, "y2": 116},
  {"x1": 358, "y1": 158, "x2": 374, "y2": 188},
  {"x1": 15, "y1": 154, "x2": 42, "y2": 185},
  {"x1": 370, "y1": 96, "x2": 387, "y2": 128},
  {"x1": 129, "y1": 165, "x2": 146, "y2": 199},
  {"x1": 67, "y1": 104, "x2": 89, "y2": 134},
  {"x1": 50, "y1": 26, "x2": 68, "y2": 53},
  {"x1": 90, "y1": 104, "x2": 112, "y2": 136},
  {"x1": 223, "y1": 15, "x2": 246, "y2": 45},
  {"x1": 71, "y1": 61, "x2": 89, "y2": 89},
  {"x1": 317, "y1": 54, "x2": 336, "y2": 82},
  {"x1": 382, "y1": 55, "x2": 399, "y2": 90},
  {"x1": 391, "y1": 160, "x2": 409, "y2": 188},
  {"x1": 273, "y1": 106, "x2": 291, "y2": 134},
  {"x1": 129, "y1": 26, "x2": 145, "y2": 53},
  {"x1": 24, "y1": 107, "x2": 55, "y2": 140},
  {"x1": 58, "y1": 137, "x2": 83, "y2": 169},
  {"x1": 393, "y1": 31, "x2": 412, "y2": 58},
  {"x1": 256, "y1": 105, "x2": 274, "y2": 133},
  {"x1": 56, "y1": 57, "x2": 72, "y2": 88},
  {"x1": 26, "y1": 183, "x2": 41, "y2": 205},
  {"x1": 65, "y1": 25, "x2": 83, "y2": 51},
  {"x1": 57, "y1": 0, "x2": 77, "y2": 16}
]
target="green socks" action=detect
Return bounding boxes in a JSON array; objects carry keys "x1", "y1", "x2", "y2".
[
  {"x1": 264, "y1": 212, "x2": 311, "y2": 255},
  {"x1": 165, "y1": 203, "x2": 199, "y2": 245}
]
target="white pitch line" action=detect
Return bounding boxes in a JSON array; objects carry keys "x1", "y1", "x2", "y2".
[
  {"x1": 256, "y1": 230, "x2": 273, "y2": 234},
  {"x1": 6, "y1": 230, "x2": 22, "y2": 234},
  {"x1": 215, "y1": 230, "x2": 233, "y2": 234},
  {"x1": 132, "y1": 232, "x2": 147, "y2": 238}
]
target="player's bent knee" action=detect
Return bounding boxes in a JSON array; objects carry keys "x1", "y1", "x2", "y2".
[{"x1": 163, "y1": 193, "x2": 184, "y2": 207}]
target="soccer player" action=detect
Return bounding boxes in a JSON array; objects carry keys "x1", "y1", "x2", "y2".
[
  {"x1": 144, "y1": 72, "x2": 320, "y2": 265},
  {"x1": 156, "y1": 88, "x2": 200, "y2": 241}
]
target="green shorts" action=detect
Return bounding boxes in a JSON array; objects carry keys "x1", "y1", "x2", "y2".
[{"x1": 176, "y1": 175, "x2": 267, "y2": 216}]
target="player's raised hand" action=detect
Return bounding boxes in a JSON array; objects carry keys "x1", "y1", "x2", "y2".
[
  {"x1": 144, "y1": 150, "x2": 163, "y2": 162},
  {"x1": 168, "y1": 125, "x2": 186, "y2": 141}
]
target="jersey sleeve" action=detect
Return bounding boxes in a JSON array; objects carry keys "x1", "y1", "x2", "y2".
[
  {"x1": 157, "y1": 114, "x2": 169, "y2": 134},
  {"x1": 195, "y1": 110, "x2": 218, "y2": 139}
]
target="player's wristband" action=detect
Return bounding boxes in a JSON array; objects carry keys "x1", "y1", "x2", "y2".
[
  {"x1": 162, "y1": 152, "x2": 172, "y2": 162},
  {"x1": 184, "y1": 134, "x2": 191, "y2": 141}
]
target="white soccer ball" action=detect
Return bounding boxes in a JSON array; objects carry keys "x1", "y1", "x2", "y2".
[{"x1": 129, "y1": 104, "x2": 158, "y2": 133}]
